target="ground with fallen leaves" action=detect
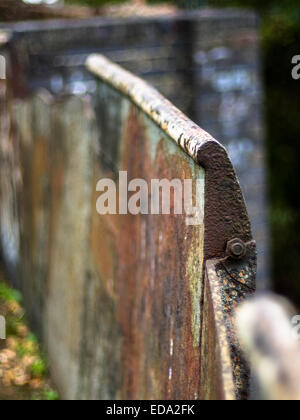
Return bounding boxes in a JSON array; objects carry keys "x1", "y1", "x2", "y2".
[{"x1": 0, "y1": 267, "x2": 59, "y2": 400}]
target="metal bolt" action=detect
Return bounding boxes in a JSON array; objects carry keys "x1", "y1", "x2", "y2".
[{"x1": 226, "y1": 238, "x2": 247, "y2": 259}]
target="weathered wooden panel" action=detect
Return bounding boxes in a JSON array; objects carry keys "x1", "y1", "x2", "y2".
[{"x1": 0, "y1": 53, "x2": 256, "y2": 399}]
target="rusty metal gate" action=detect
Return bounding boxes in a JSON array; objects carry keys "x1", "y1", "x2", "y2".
[
  {"x1": 0, "y1": 48, "x2": 256, "y2": 399},
  {"x1": 0, "y1": 7, "x2": 261, "y2": 397}
]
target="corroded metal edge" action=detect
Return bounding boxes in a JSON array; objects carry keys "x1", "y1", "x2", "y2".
[
  {"x1": 87, "y1": 54, "x2": 253, "y2": 260},
  {"x1": 204, "y1": 241, "x2": 256, "y2": 400},
  {"x1": 204, "y1": 260, "x2": 237, "y2": 401},
  {"x1": 87, "y1": 54, "x2": 216, "y2": 162}
]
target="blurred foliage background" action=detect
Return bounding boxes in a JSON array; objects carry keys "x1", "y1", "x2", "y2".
[{"x1": 0, "y1": 267, "x2": 59, "y2": 399}]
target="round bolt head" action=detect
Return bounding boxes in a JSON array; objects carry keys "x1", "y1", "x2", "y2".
[{"x1": 226, "y1": 238, "x2": 247, "y2": 259}]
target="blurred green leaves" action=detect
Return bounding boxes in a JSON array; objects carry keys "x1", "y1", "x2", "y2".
[
  {"x1": 0, "y1": 283, "x2": 22, "y2": 304},
  {"x1": 0, "y1": 271, "x2": 59, "y2": 400}
]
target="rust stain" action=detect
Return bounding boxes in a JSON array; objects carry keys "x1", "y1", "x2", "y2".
[
  {"x1": 201, "y1": 241, "x2": 256, "y2": 400},
  {"x1": 114, "y1": 105, "x2": 204, "y2": 399},
  {"x1": 90, "y1": 165, "x2": 118, "y2": 301}
]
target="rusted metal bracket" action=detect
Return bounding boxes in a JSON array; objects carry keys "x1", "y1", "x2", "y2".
[
  {"x1": 201, "y1": 240, "x2": 256, "y2": 400},
  {"x1": 196, "y1": 141, "x2": 252, "y2": 262}
]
